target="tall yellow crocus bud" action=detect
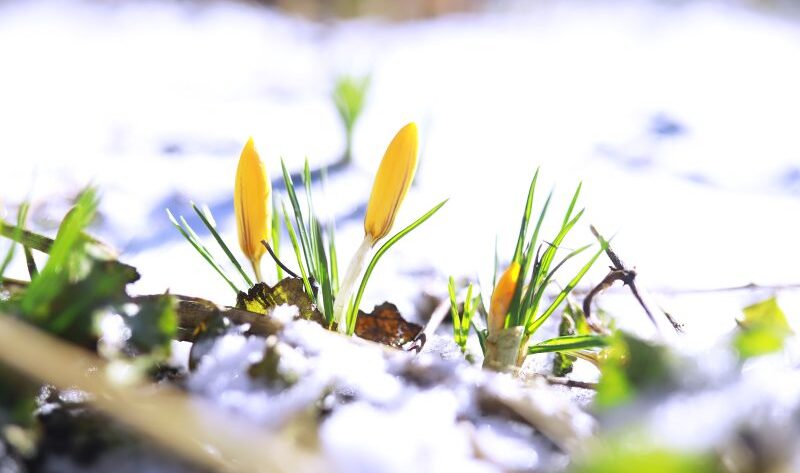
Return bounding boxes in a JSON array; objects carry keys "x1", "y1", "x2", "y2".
[
  {"x1": 364, "y1": 122, "x2": 419, "y2": 243},
  {"x1": 488, "y1": 262, "x2": 521, "y2": 334},
  {"x1": 333, "y1": 122, "x2": 419, "y2": 332},
  {"x1": 234, "y1": 137, "x2": 272, "y2": 283}
]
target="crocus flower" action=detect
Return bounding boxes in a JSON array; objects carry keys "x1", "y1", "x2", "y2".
[
  {"x1": 333, "y1": 122, "x2": 419, "y2": 332},
  {"x1": 489, "y1": 262, "x2": 521, "y2": 333},
  {"x1": 363, "y1": 122, "x2": 419, "y2": 243},
  {"x1": 234, "y1": 137, "x2": 272, "y2": 283}
]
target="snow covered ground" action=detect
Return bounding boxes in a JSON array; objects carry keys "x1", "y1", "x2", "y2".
[{"x1": 1, "y1": 0, "x2": 799, "y2": 345}]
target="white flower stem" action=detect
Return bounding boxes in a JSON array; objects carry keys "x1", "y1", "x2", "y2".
[{"x1": 333, "y1": 235, "x2": 373, "y2": 333}]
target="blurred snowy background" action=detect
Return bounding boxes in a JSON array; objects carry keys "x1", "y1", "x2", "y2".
[{"x1": 2, "y1": 0, "x2": 800, "y2": 347}]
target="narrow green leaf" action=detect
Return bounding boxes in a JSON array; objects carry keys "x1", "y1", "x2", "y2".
[
  {"x1": 527, "y1": 244, "x2": 604, "y2": 335},
  {"x1": 23, "y1": 246, "x2": 38, "y2": 279},
  {"x1": 21, "y1": 189, "x2": 98, "y2": 317},
  {"x1": 166, "y1": 209, "x2": 239, "y2": 294},
  {"x1": 271, "y1": 199, "x2": 283, "y2": 280},
  {"x1": 463, "y1": 283, "x2": 475, "y2": 332},
  {"x1": 346, "y1": 199, "x2": 448, "y2": 334},
  {"x1": 522, "y1": 243, "x2": 592, "y2": 328},
  {"x1": 191, "y1": 202, "x2": 253, "y2": 287},
  {"x1": 280, "y1": 158, "x2": 314, "y2": 274},
  {"x1": 447, "y1": 276, "x2": 462, "y2": 345},
  {"x1": 0, "y1": 203, "x2": 29, "y2": 280},
  {"x1": 527, "y1": 334, "x2": 609, "y2": 355},
  {"x1": 562, "y1": 182, "x2": 582, "y2": 228},
  {"x1": 512, "y1": 169, "x2": 539, "y2": 264},
  {"x1": 492, "y1": 235, "x2": 499, "y2": 291},
  {"x1": 313, "y1": 219, "x2": 333, "y2": 323},
  {"x1": 508, "y1": 189, "x2": 553, "y2": 326},
  {"x1": 281, "y1": 201, "x2": 315, "y2": 303},
  {"x1": 328, "y1": 221, "x2": 339, "y2": 294}
]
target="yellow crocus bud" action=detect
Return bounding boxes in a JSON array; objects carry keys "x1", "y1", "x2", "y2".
[
  {"x1": 363, "y1": 122, "x2": 419, "y2": 244},
  {"x1": 234, "y1": 137, "x2": 272, "y2": 283},
  {"x1": 489, "y1": 262, "x2": 521, "y2": 334}
]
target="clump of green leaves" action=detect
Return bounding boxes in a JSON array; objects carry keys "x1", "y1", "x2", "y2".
[
  {"x1": 503, "y1": 170, "x2": 604, "y2": 339},
  {"x1": 1, "y1": 188, "x2": 175, "y2": 355},
  {"x1": 332, "y1": 74, "x2": 370, "y2": 163},
  {"x1": 280, "y1": 158, "x2": 338, "y2": 325},
  {"x1": 457, "y1": 169, "x2": 608, "y2": 369},
  {"x1": 734, "y1": 296, "x2": 792, "y2": 360},
  {"x1": 448, "y1": 277, "x2": 476, "y2": 354}
]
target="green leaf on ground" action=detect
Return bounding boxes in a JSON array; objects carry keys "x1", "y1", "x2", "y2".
[
  {"x1": 596, "y1": 332, "x2": 673, "y2": 409},
  {"x1": 734, "y1": 297, "x2": 792, "y2": 359},
  {"x1": 572, "y1": 440, "x2": 719, "y2": 473}
]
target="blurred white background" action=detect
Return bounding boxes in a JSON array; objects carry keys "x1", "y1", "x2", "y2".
[{"x1": 2, "y1": 0, "x2": 799, "y2": 344}]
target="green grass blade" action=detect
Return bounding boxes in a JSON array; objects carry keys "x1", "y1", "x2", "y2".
[
  {"x1": 447, "y1": 276, "x2": 462, "y2": 345},
  {"x1": 271, "y1": 199, "x2": 283, "y2": 280},
  {"x1": 321, "y1": 167, "x2": 339, "y2": 293},
  {"x1": 535, "y1": 208, "x2": 585, "y2": 289},
  {"x1": 191, "y1": 202, "x2": 253, "y2": 287},
  {"x1": 508, "y1": 189, "x2": 553, "y2": 326},
  {"x1": 471, "y1": 321, "x2": 487, "y2": 355},
  {"x1": 0, "y1": 219, "x2": 54, "y2": 254},
  {"x1": 527, "y1": 334, "x2": 609, "y2": 355},
  {"x1": 522, "y1": 243, "x2": 592, "y2": 328},
  {"x1": 463, "y1": 283, "x2": 475, "y2": 332},
  {"x1": 24, "y1": 246, "x2": 38, "y2": 279},
  {"x1": 492, "y1": 236, "x2": 499, "y2": 291},
  {"x1": 280, "y1": 158, "x2": 314, "y2": 273},
  {"x1": 345, "y1": 295, "x2": 356, "y2": 334},
  {"x1": 302, "y1": 158, "x2": 320, "y2": 276},
  {"x1": 313, "y1": 219, "x2": 333, "y2": 323},
  {"x1": 166, "y1": 209, "x2": 240, "y2": 294},
  {"x1": 526, "y1": 244, "x2": 604, "y2": 335},
  {"x1": 281, "y1": 201, "x2": 315, "y2": 303},
  {"x1": 328, "y1": 221, "x2": 339, "y2": 294},
  {"x1": 0, "y1": 203, "x2": 30, "y2": 280},
  {"x1": 346, "y1": 199, "x2": 448, "y2": 334},
  {"x1": 562, "y1": 182, "x2": 582, "y2": 228},
  {"x1": 21, "y1": 189, "x2": 98, "y2": 317},
  {"x1": 512, "y1": 169, "x2": 539, "y2": 264}
]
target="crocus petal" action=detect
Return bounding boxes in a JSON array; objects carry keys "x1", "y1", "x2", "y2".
[
  {"x1": 489, "y1": 262, "x2": 521, "y2": 333},
  {"x1": 234, "y1": 137, "x2": 272, "y2": 265},
  {"x1": 364, "y1": 122, "x2": 419, "y2": 244}
]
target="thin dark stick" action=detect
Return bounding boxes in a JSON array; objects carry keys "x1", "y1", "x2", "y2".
[
  {"x1": 261, "y1": 240, "x2": 299, "y2": 279},
  {"x1": 544, "y1": 375, "x2": 598, "y2": 390},
  {"x1": 585, "y1": 225, "x2": 681, "y2": 333}
]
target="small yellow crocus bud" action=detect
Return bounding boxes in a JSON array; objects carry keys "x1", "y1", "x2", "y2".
[
  {"x1": 489, "y1": 262, "x2": 521, "y2": 334},
  {"x1": 363, "y1": 122, "x2": 419, "y2": 244},
  {"x1": 234, "y1": 137, "x2": 272, "y2": 283}
]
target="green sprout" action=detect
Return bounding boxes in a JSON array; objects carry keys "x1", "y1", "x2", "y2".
[
  {"x1": 454, "y1": 169, "x2": 609, "y2": 369},
  {"x1": 448, "y1": 276, "x2": 476, "y2": 354},
  {"x1": 332, "y1": 74, "x2": 370, "y2": 164}
]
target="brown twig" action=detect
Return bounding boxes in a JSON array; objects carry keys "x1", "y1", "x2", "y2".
[
  {"x1": 585, "y1": 225, "x2": 682, "y2": 333},
  {"x1": 131, "y1": 294, "x2": 283, "y2": 342}
]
